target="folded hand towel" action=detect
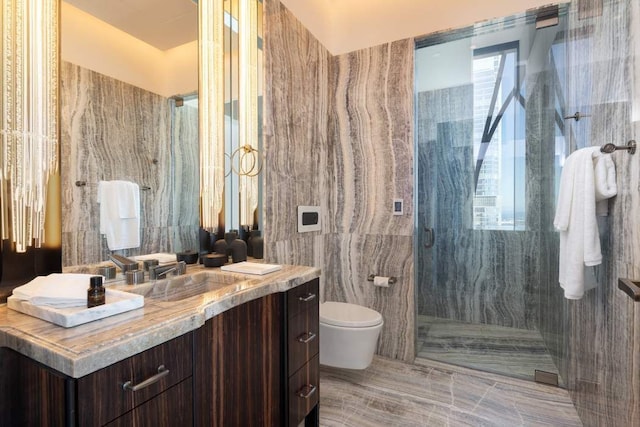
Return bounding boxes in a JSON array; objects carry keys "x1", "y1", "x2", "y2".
[
  {"x1": 593, "y1": 154, "x2": 617, "y2": 216},
  {"x1": 134, "y1": 253, "x2": 177, "y2": 265},
  {"x1": 554, "y1": 146, "x2": 610, "y2": 299},
  {"x1": 12, "y1": 274, "x2": 101, "y2": 308}
]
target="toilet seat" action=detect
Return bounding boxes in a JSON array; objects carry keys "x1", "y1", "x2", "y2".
[{"x1": 320, "y1": 302, "x2": 382, "y2": 328}]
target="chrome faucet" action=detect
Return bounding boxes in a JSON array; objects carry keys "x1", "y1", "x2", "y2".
[
  {"x1": 110, "y1": 254, "x2": 140, "y2": 273},
  {"x1": 149, "y1": 261, "x2": 187, "y2": 280}
]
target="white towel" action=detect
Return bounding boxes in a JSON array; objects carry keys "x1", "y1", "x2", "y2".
[
  {"x1": 12, "y1": 274, "x2": 101, "y2": 308},
  {"x1": 118, "y1": 181, "x2": 140, "y2": 219},
  {"x1": 553, "y1": 147, "x2": 616, "y2": 299},
  {"x1": 134, "y1": 253, "x2": 177, "y2": 265},
  {"x1": 594, "y1": 154, "x2": 617, "y2": 216},
  {"x1": 98, "y1": 180, "x2": 140, "y2": 250}
]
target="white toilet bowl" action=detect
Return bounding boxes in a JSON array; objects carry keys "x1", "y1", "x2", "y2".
[{"x1": 319, "y1": 301, "x2": 383, "y2": 370}]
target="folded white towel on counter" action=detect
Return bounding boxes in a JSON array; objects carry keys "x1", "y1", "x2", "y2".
[
  {"x1": 553, "y1": 146, "x2": 616, "y2": 300},
  {"x1": 98, "y1": 180, "x2": 140, "y2": 251},
  {"x1": 593, "y1": 153, "x2": 617, "y2": 216},
  {"x1": 134, "y1": 253, "x2": 177, "y2": 265},
  {"x1": 12, "y1": 274, "x2": 101, "y2": 308}
]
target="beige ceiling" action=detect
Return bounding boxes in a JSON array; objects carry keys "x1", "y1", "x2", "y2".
[
  {"x1": 65, "y1": 0, "x2": 198, "y2": 50},
  {"x1": 64, "y1": 0, "x2": 564, "y2": 54},
  {"x1": 280, "y1": 0, "x2": 566, "y2": 55}
]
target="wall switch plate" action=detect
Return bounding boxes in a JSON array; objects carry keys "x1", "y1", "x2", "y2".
[{"x1": 393, "y1": 199, "x2": 403, "y2": 215}]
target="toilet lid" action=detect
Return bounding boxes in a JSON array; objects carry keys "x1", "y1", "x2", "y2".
[{"x1": 320, "y1": 301, "x2": 383, "y2": 328}]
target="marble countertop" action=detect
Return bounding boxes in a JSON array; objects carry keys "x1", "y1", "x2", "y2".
[{"x1": 0, "y1": 264, "x2": 320, "y2": 378}]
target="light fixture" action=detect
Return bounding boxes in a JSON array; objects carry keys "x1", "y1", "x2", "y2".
[
  {"x1": 199, "y1": 0, "x2": 225, "y2": 230},
  {"x1": 1, "y1": 0, "x2": 59, "y2": 252},
  {"x1": 238, "y1": 0, "x2": 259, "y2": 227}
]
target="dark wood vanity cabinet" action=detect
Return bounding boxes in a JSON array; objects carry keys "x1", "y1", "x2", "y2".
[
  {"x1": 193, "y1": 278, "x2": 320, "y2": 427},
  {"x1": 0, "y1": 347, "x2": 68, "y2": 426},
  {"x1": 77, "y1": 332, "x2": 194, "y2": 426},
  {"x1": 194, "y1": 292, "x2": 283, "y2": 426},
  {"x1": 285, "y1": 278, "x2": 320, "y2": 426},
  {"x1": 0, "y1": 277, "x2": 320, "y2": 426},
  {"x1": 0, "y1": 333, "x2": 193, "y2": 427}
]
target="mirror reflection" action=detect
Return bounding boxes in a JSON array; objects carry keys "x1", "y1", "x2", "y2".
[
  {"x1": 60, "y1": 0, "x2": 263, "y2": 268},
  {"x1": 220, "y1": 0, "x2": 264, "y2": 239},
  {"x1": 59, "y1": 0, "x2": 199, "y2": 266}
]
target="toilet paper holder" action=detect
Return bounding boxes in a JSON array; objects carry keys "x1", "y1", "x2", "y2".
[{"x1": 367, "y1": 274, "x2": 397, "y2": 285}]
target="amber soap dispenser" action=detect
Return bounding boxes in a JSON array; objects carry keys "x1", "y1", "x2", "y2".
[{"x1": 87, "y1": 276, "x2": 106, "y2": 308}]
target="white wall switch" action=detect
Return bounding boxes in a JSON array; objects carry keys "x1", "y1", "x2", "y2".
[{"x1": 393, "y1": 199, "x2": 403, "y2": 215}]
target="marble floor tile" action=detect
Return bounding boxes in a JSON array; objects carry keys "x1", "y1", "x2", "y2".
[
  {"x1": 416, "y1": 315, "x2": 561, "y2": 385},
  {"x1": 320, "y1": 356, "x2": 582, "y2": 426}
]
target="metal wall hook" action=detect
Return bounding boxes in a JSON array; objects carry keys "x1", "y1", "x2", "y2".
[{"x1": 600, "y1": 140, "x2": 636, "y2": 155}]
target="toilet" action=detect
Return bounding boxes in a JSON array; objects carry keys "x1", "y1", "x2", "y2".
[{"x1": 319, "y1": 301, "x2": 384, "y2": 370}]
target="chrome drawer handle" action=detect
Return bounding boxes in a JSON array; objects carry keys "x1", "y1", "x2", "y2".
[
  {"x1": 297, "y1": 384, "x2": 317, "y2": 399},
  {"x1": 298, "y1": 293, "x2": 316, "y2": 302},
  {"x1": 122, "y1": 365, "x2": 170, "y2": 392},
  {"x1": 297, "y1": 331, "x2": 317, "y2": 344}
]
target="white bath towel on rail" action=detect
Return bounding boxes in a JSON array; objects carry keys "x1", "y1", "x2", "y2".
[
  {"x1": 98, "y1": 180, "x2": 140, "y2": 250},
  {"x1": 553, "y1": 146, "x2": 616, "y2": 299}
]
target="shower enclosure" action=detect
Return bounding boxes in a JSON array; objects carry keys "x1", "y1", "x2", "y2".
[{"x1": 414, "y1": 6, "x2": 569, "y2": 384}]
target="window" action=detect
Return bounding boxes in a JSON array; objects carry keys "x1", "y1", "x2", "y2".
[{"x1": 472, "y1": 42, "x2": 525, "y2": 231}]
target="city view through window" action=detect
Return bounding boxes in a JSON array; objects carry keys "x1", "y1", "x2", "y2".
[{"x1": 472, "y1": 44, "x2": 526, "y2": 231}]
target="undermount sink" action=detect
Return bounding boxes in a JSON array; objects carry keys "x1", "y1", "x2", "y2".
[{"x1": 122, "y1": 271, "x2": 252, "y2": 302}]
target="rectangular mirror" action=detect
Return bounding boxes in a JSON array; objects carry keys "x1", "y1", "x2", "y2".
[
  {"x1": 60, "y1": 0, "x2": 263, "y2": 267},
  {"x1": 60, "y1": 0, "x2": 199, "y2": 266}
]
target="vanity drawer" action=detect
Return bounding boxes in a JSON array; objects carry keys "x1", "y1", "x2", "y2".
[
  {"x1": 287, "y1": 304, "x2": 319, "y2": 375},
  {"x1": 287, "y1": 278, "x2": 319, "y2": 318},
  {"x1": 77, "y1": 332, "x2": 193, "y2": 426},
  {"x1": 288, "y1": 355, "x2": 319, "y2": 427}
]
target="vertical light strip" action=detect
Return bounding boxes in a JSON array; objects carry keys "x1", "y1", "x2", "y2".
[
  {"x1": 0, "y1": 0, "x2": 59, "y2": 252},
  {"x1": 199, "y1": 0, "x2": 225, "y2": 230},
  {"x1": 238, "y1": 0, "x2": 258, "y2": 227}
]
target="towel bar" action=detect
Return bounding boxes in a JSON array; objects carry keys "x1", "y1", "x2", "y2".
[
  {"x1": 600, "y1": 140, "x2": 636, "y2": 155},
  {"x1": 75, "y1": 180, "x2": 151, "y2": 191}
]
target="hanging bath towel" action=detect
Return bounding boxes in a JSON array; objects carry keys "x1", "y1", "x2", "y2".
[
  {"x1": 98, "y1": 180, "x2": 141, "y2": 250},
  {"x1": 553, "y1": 146, "x2": 616, "y2": 299}
]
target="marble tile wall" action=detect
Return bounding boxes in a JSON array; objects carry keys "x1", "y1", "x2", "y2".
[
  {"x1": 262, "y1": 0, "x2": 330, "y2": 287},
  {"x1": 324, "y1": 40, "x2": 415, "y2": 362},
  {"x1": 264, "y1": 0, "x2": 414, "y2": 362},
  {"x1": 60, "y1": 62, "x2": 199, "y2": 266},
  {"x1": 561, "y1": 1, "x2": 640, "y2": 425}
]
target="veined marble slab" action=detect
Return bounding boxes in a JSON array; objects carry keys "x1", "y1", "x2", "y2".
[
  {"x1": 7, "y1": 289, "x2": 144, "y2": 328},
  {"x1": 320, "y1": 356, "x2": 582, "y2": 426}
]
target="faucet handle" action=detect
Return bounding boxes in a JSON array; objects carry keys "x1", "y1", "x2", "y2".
[
  {"x1": 110, "y1": 254, "x2": 140, "y2": 273},
  {"x1": 176, "y1": 261, "x2": 187, "y2": 275}
]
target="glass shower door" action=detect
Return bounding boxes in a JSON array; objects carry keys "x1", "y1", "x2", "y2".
[{"x1": 415, "y1": 7, "x2": 567, "y2": 383}]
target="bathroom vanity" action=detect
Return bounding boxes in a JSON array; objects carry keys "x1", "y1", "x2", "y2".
[{"x1": 0, "y1": 265, "x2": 320, "y2": 426}]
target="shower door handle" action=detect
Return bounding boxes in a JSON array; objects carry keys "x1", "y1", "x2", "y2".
[{"x1": 424, "y1": 227, "x2": 435, "y2": 249}]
